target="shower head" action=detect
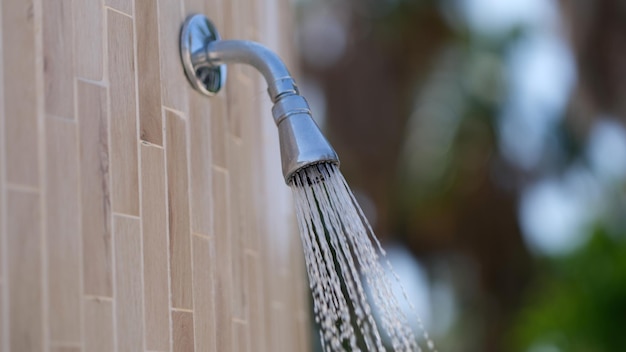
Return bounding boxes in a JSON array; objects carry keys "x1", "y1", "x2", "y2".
[
  {"x1": 180, "y1": 14, "x2": 339, "y2": 183},
  {"x1": 272, "y1": 95, "x2": 339, "y2": 182}
]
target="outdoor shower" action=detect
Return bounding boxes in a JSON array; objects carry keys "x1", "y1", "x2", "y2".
[
  {"x1": 180, "y1": 14, "x2": 339, "y2": 183},
  {"x1": 180, "y1": 14, "x2": 435, "y2": 351}
]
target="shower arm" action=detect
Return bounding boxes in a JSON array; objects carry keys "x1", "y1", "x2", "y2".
[
  {"x1": 180, "y1": 14, "x2": 339, "y2": 182},
  {"x1": 194, "y1": 39, "x2": 311, "y2": 125},
  {"x1": 195, "y1": 40, "x2": 299, "y2": 102}
]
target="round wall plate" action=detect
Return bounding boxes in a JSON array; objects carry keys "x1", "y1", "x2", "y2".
[{"x1": 180, "y1": 14, "x2": 226, "y2": 96}]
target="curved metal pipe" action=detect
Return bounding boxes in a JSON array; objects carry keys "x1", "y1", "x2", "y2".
[
  {"x1": 204, "y1": 40, "x2": 298, "y2": 102},
  {"x1": 180, "y1": 14, "x2": 339, "y2": 183}
]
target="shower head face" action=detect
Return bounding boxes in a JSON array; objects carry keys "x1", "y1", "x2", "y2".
[{"x1": 277, "y1": 113, "x2": 340, "y2": 184}]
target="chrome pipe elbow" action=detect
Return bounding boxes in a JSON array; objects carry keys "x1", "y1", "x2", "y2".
[{"x1": 180, "y1": 14, "x2": 339, "y2": 183}]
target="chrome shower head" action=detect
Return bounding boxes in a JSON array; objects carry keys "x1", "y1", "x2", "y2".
[
  {"x1": 272, "y1": 95, "x2": 339, "y2": 182},
  {"x1": 180, "y1": 14, "x2": 339, "y2": 183}
]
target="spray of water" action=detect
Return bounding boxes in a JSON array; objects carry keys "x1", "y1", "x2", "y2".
[{"x1": 289, "y1": 163, "x2": 437, "y2": 352}]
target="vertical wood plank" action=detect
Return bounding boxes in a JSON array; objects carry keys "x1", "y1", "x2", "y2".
[
  {"x1": 204, "y1": 0, "x2": 225, "y2": 32},
  {"x1": 141, "y1": 143, "x2": 171, "y2": 350},
  {"x1": 73, "y1": 0, "x2": 103, "y2": 80},
  {"x1": 210, "y1": 97, "x2": 228, "y2": 168},
  {"x1": 105, "y1": 0, "x2": 132, "y2": 16},
  {"x1": 84, "y1": 298, "x2": 114, "y2": 352},
  {"x1": 192, "y1": 235, "x2": 216, "y2": 352},
  {"x1": 229, "y1": 140, "x2": 247, "y2": 321},
  {"x1": 0, "y1": 0, "x2": 3, "y2": 340},
  {"x1": 51, "y1": 347, "x2": 81, "y2": 352},
  {"x1": 157, "y1": 0, "x2": 188, "y2": 113},
  {"x1": 212, "y1": 169, "x2": 233, "y2": 350},
  {"x1": 188, "y1": 93, "x2": 212, "y2": 236},
  {"x1": 46, "y1": 117, "x2": 81, "y2": 342},
  {"x1": 233, "y1": 321, "x2": 250, "y2": 352},
  {"x1": 183, "y1": 0, "x2": 206, "y2": 14},
  {"x1": 245, "y1": 252, "x2": 266, "y2": 352},
  {"x1": 2, "y1": 0, "x2": 39, "y2": 187},
  {"x1": 0, "y1": 0, "x2": 4, "y2": 282},
  {"x1": 108, "y1": 9, "x2": 139, "y2": 216},
  {"x1": 7, "y1": 190, "x2": 42, "y2": 351},
  {"x1": 0, "y1": 0, "x2": 314, "y2": 351},
  {"x1": 113, "y1": 215, "x2": 144, "y2": 352},
  {"x1": 78, "y1": 80, "x2": 112, "y2": 297},
  {"x1": 268, "y1": 302, "x2": 288, "y2": 352},
  {"x1": 225, "y1": 67, "x2": 244, "y2": 139},
  {"x1": 242, "y1": 0, "x2": 259, "y2": 41},
  {"x1": 292, "y1": 235, "x2": 311, "y2": 352},
  {"x1": 0, "y1": 0, "x2": 4, "y2": 342},
  {"x1": 220, "y1": 0, "x2": 235, "y2": 38},
  {"x1": 0, "y1": 278, "x2": 2, "y2": 348},
  {"x1": 166, "y1": 111, "x2": 193, "y2": 309},
  {"x1": 135, "y1": 0, "x2": 163, "y2": 145},
  {"x1": 172, "y1": 310, "x2": 195, "y2": 352},
  {"x1": 43, "y1": 0, "x2": 74, "y2": 119},
  {"x1": 240, "y1": 72, "x2": 264, "y2": 254}
]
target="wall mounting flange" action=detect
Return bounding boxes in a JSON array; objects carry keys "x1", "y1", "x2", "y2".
[{"x1": 179, "y1": 14, "x2": 226, "y2": 96}]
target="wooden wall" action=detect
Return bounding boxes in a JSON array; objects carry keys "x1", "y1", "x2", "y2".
[{"x1": 0, "y1": 0, "x2": 310, "y2": 351}]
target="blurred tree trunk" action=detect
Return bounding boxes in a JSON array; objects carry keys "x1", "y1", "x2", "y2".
[
  {"x1": 301, "y1": 0, "x2": 626, "y2": 351},
  {"x1": 304, "y1": 4, "x2": 452, "y2": 241},
  {"x1": 302, "y1": 3, "x2": 531, "y2": 351},
  {"x1": 561, "y1": 0, "x2": 626, "y2": 131}
]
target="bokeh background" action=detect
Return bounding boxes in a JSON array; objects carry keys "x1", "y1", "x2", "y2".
[{"x1": 291, "y1": 0, "x2": 626, "y2": 351}]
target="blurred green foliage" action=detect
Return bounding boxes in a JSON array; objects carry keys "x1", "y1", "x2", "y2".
[{"x1": 511, "y1": 227, "x2": 626, "y2": 351}]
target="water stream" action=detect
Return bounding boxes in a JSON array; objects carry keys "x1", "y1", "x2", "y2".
[{"x1": 290, "y1": 163, "x2": 437, "y2": 352}]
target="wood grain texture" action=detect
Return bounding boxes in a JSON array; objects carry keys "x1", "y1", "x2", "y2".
[
  {"x1": 228, "y1": 139, "x2": 247, "y2": 321},
  {"x1": 73, "y1": 0, "x2": 103, "y2": 80},
  {"x1": 0, "y1": 0, "x2": 7, "y2": 284},
  {"x1": 105, "y1": 0, "x2": 132, "y2": 15},
  {"x1": 78, "y1": 80, "x2": 113, "y2": 297},
  {"x1": 2, "y1": 0, "x2": 39, "y2": 187},
  {"x1": 0, "y1": 280, "x2": 2, "y2": 347},
  {"x1": 50, "y1": 346, "x2": 81, "y2": 352},
  {"x1": 166, "y1": 111, "x2": 193, "y2": 309},
  {"x1": 84, "y1": 298, "x2": 114, "y2": 352},
  {"x1": 135, "y1": 0, "x2": 163, "y2": 145},
  {"x1": 210, "y1": 96, "x2": 228, "y2": 168},
  {"x1": 7, "y1": 190, "x2": 42, "y2": 351},
  {"x1": 157, "y1": 0, "x2": 188, "y2": 113},
  {"x1": 242, "y1": 0, "x2": 259, "y2": 41},
  {"x1": 0, "y1": 0, "x2": 4, "y2": 282},
  {"x1": 220, "y1": 0, "x2": 235, "y2": 38},
  {"x1": 1, "y1": 0, "x2": 311, "y2": 350},
  {"x1": 246, "y1": 252, "x2": 267, "y2": 352},
  {"x1": 173, "y1": 310, "x2": 195, "y2": 352},
  {"x1": 141, "y1": 143, "x2": 171, "y2": 350},
  {"x1": 233, "y1": 320, "x2": 250, "y2": 352},
  {"x1": 43, "y1": 0, "x2": 74, "y2": 119},
  {"x1": 113, "y1": 215, "x2": 144, "y2": 352},
  {"x1": 0, "y1": 3, "x2": 5, "y2": 349},
  {"x1": 188, "y1": 93, "x2": 213, "y2": 236},
  {"x1": 225, "y1": 67, "x2": 245, "y2": 139},
  {"x1": 268, "y1": 301, "x2": 290, "y2": 352},
  {"x1": 212, "y1": 168, "x2": 233, "y2": 350},
  {"x1": 192, "y1": 235, "x2": 216, "y2": 352},
  {"x1": 108, "y1": 9, "x2": 139, "y2": 216},
  {"x1": 46, "y1": 117, "x2": 81, "y2": 342},
  {"x1": 292, "y1": 235, "x2": 312, "y2": 352},
  {"x1": 184, "y1": 0, "x2": 207, "y2": 14}
]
